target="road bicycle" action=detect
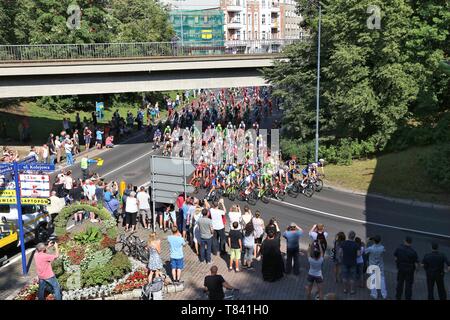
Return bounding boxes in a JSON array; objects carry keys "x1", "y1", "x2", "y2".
[
  {"x1": 312, "y1": 173, "x2": 324, "y2": 192},
  {"x1": 224, "y1": 183, "x2": 238, "y2": 201},
  {"x1": 256, "y1": 185, "x2": 272, "y2": 204},
  {"x1": 116, "y1": 233, "x2": 149, "y2": 264}
]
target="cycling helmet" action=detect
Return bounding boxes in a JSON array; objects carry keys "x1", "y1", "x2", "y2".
[
  {"x1": 220, "y1": 171, "x2": 226, "y2": 177},
  {"x1": 228, "y1": 165, "x2": 235, "y2": 172}
]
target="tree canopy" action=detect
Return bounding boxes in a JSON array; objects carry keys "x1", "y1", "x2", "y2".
[
  {"x1": 265, "y1": 0, "x2": 449, "y2": 158},
  {"x1": 1, "y1": 0, "x2": 174, "y2": 45}
]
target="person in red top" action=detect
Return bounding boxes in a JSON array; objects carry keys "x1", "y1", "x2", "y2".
[{"x1": 35, "y1": 242, "x2": 62, "y2": 300}]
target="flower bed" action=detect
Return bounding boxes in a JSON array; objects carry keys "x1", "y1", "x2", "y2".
[{"x1": 14, "y1": 280, "x2": 54, "y2": 300}]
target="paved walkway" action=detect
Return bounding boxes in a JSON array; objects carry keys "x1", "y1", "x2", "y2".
[
  {"x1": 2, "y1": 220, "x2": 449, "y2": 300},
  {"x1": 127, "y1": 225, "x2": 450, "y2": 301}
]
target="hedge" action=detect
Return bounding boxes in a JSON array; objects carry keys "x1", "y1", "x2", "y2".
[{"x1": 54, "y1": 203, "x2": 117, "y2": 237}]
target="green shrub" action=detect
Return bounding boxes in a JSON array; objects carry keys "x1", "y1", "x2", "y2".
[
  {"x1": 109, "y1": 252, "x2": 132, "y2": 277},
  {"x1": 85, "y1": 248, "x2": 113, "y2": 270},
  {"x1": 74, "y1": 226, "x2": 103, "y2": 245},
  {"x1": 422, "y1": 144, "x2": 450, "y2": 191},
  {"x1": 81, "y1": 252, "x2": 131, "y2": 287},
  {"x1": 54, "y1": 203, "x2": 116, "y2": 238}
]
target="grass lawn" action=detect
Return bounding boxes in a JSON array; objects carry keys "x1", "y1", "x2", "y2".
[{"x1": 324, "y1": 146, "x2": 450, "y2": 205}]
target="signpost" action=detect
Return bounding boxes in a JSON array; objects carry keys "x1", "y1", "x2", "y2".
[
  {"x1": 150, "y1": 155, "x2": 196, "y2": 231},
  {"x1": 0, "y1": 159, "x2": 55, "y2": 275}
]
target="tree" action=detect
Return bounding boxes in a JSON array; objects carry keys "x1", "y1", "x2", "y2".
[
  {"x1": 13, "y1": 0, "x2": 114, "y2": 44},
  {"x1": 111, "y1": 0, "x2": 174, "y2": 42},
  {"x1": 0, "y1": 0, "x2": 18, "y2": 44},
  {"x1": 265, "y1": 0, "x2": 449, "y2": 156}
]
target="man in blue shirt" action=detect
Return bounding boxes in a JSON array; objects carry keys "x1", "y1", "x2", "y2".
[
  {"x1": 365, "y1": 235, "x2": 387, "y2": 299},
  {"x1": 167, "y1": 226, "x2": 186, "y2": 283},
  {"x1": 283, "y1": 222, "x2": 303, "y2": 275}
]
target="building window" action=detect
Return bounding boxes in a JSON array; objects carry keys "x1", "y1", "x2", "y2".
[
  {"x1": 262, "y1": 31, "x2": 266, "y2": 39},
  {"x1": 248, "y1": 14, "x2": 251, "y2": 25},
  {"x1": 243, "y1": 30, "x2": 246, "y2": 40},
  {"x1": 195, "y1": 16, "x2": 199, "y2": 24},
  {"x1": 262, "y1": 14, "x2": 266, "y2": 25},
  {"x1": 262, "y1": 0, "x2": 266, "y2": 9},
  {"x1": 236, "y1": 30, "x2": 241, "y2": 40},
  {"x1": 204, "y1": 16, "x2": 208, "y2": 23}
]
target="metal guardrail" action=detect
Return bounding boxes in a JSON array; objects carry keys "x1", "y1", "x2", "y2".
[{"x1": 0, "y1": 39, "x2": 307, "y2": 62}]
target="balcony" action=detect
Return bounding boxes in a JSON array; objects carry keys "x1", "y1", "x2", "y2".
[
  {"x1": 271, "y1": 2, "x2": 280, "y2": 12},
  {"x1": 227, "y1": 20, "x2": 242, "y2": 29},
  {"x1": 227, "y1": 5, "x2": 242, "y2": 12}
]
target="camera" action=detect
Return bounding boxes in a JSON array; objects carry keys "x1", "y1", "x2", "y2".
[{"x1": 46, "y1": 235, "x2": 58, "y2": 245}]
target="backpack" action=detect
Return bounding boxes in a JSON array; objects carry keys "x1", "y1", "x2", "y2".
[
  {"x1": 316, "y1": 231, "x2": 327, "y2": 252},
  {"x1": 141, "y1": 277, "x2": 164, "y2": 300}
]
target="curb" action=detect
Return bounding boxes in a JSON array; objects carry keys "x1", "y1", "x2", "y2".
[{"x1": 323, "y1": 185, "x2": 450, "y2": 210}]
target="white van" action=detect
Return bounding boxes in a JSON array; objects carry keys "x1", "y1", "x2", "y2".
[{"x1": 0, "y1": 204, "x2": 52, "y2": 253}]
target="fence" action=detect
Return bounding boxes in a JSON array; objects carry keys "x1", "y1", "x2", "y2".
[{"x1": 0, "y1": 38, "x2": 307, "y2": 62}]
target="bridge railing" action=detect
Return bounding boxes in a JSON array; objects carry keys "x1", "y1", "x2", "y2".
[{"x1": 0, "y1": 38, "x2": 307, "y2": 62}]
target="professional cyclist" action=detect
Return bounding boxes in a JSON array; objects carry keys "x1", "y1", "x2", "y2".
[
  {"x1": 153, "y1": 128, "x2": 162, "y2": 149},
  {"x1": 207, "y1": 171, "x2": 226, "y2": 199}
]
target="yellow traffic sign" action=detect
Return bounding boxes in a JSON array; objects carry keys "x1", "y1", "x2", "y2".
[
  {"x1": 0, "y1": 197, "x2": 49, "y2": 205},
  {"x1": 94, "y1": 158, "x2": 104, "y2": 167},
  {"x1": 0, "y1": 190, "x2": 16, "y2": 197},
  {"x1": 0, "y1": 197, "x2": 16, "y2": 204}
]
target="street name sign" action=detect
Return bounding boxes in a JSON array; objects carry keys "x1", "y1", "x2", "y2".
[{"x1": 17, "y1": 163, "x2": 55, "y2": 171}]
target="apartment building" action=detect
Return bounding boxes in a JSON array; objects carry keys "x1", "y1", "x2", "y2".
[
  {"x1": 283, "y1": 0, "x2": 303, "y2": 39},
  {"x1": 220, "y1": 0, "x2": 303, "y2": 41}
]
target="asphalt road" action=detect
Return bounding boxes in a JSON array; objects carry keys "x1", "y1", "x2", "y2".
[
  {"x1": 48, "y1": 127, "x2": 450, "y2": 274},
  {"x1": 5, "y1": 98, "x2": 449, "y2": 277}
]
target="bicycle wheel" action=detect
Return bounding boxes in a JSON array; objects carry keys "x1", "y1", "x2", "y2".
[
  {"x1": 260, "y1": 190, "x2": 270, "y2": 204},
  {"x1": 237, "y1": 189, "x2": 246, "y2": 201},
  {"x1": 228, "y1": 188, "x2": 236, "y2": 201},
  {"x1": 303, "y1": 183, "x2": 315, "y2": 198},
  {"x1": 287, "y1": 185, "x2": 298, "y2": 198},
  {"x1": 315, "y1": 179, "x2": 323, "y2": 192},
  {"x1": 247, "y1": 190, "x2": 258, "y2": 205},
  {"x1": 276, "y1": 190, "x2": 286, "y2": 201}
]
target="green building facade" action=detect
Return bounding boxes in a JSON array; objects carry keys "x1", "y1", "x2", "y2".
[{"x1": 170, "y1": 9, "x2": 225, "y2": 45}]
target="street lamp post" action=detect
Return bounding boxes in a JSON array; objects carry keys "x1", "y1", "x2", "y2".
[{"x1": 315, "y1": 2, "x2": 321, "y2": 163}]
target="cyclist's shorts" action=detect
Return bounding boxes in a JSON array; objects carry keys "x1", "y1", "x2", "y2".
[
  {"x1": 212, "y1": 179, "x2": 218, "y2": 187},
  {"x1": 302, "y1": 169, "x2": 308, "y2": 176}
]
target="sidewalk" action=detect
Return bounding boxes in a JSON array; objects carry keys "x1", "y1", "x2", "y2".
[{"x1": 124, "y1": 226, "x2": 450, "y2": 300}]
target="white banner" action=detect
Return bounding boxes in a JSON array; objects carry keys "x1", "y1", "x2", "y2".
[{"x1": 19, "y1": 174, "x2": 50, "y2": 198}]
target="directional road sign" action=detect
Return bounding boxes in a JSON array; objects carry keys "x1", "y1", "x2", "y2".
[
  {"x1": 0, "y1": 163, "x2": 13, "y2": 175},
  {"x1": 149, "y1": 156, "x2": 196, "y2": 231},
  {"x1": 152, "y1": 182, "x2": 195, "y2": 194},
  {"x1": 18, "y1": 156, "x2": 37, "y2": 164},
  {"x1": 17, "y1": 163, "x2": 55, "y2": 171},
  {"x1": 150, "y1": 156, "x2": 195, "y2": 176}
]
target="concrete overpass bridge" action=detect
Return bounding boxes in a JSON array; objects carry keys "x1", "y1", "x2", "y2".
[{"x1": 0, "y1": 40, "x2": 302, "y2": 98}]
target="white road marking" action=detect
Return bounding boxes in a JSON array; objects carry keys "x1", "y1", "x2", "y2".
[
  {"x1": 271, "y1": 199, "x2": 450, "y2": 239},
  {"x1": 0, "y1": 248, "x2": 35, "y2": 270}
]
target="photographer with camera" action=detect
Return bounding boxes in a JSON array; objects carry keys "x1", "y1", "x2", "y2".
[
  {"x1": 309, "y1": 224, "x2": 328, "y2": 254},
  {"x1": 34, "y1": 241, "x2": 62, "y2": 300},
  {"x1": 283, "y1": 222, "x2": 303, "y2": 275}
]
